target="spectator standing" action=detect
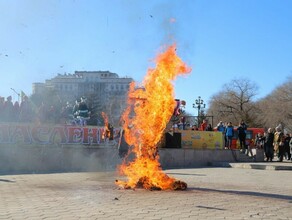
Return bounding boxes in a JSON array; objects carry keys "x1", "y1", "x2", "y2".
[
  {"x1": 289, "y1": 136, "x2": 292, "y2": 161},
  {"x1": 206, "y1": 124, "x2": 213, "y2": 131},
  {"x1": 216, "y1": 121, "x2": 226, "y2": 148},
  {"x1": 199, "y1": 119, "x2": 208, "y2": 131},
  {"x1": 237, "y1": 122, "x2": 247, "y2": 153},
  {"x1": 225, "y1": 122, "x2": 234, "y2": 149},
  {"x1": 216, "y1": 121, "x2": 225, "y2": 132},
  {"x1": 240, "y1": 120, "x2": 248, "y2": 130},
  {"x1": 255, "y1": 132, "x2": 265, "y2": 149},
  {"x1": 0, "y1": 97, "x2": 4, "y2": 121},
  {"x1": 13, "y1": 101, "x2": 20, "y2": 122},
  {"x1": 274, "y1": 126, "x2": 284, "y2": 161},
  {"x1": 283, "y1": 134, "x2": 291, "y2": 161},
  {"x1": 224, "y1": 122, "x2": 228, "y2": 148},
  {"x1": 264, "y1": 128, "x2": 274, "y2": 161},
  {"x1": 19, "y1": 95, "x2": 33, "y2": 122},
  {"x1": 277, "y1": 135, "x2": 286, "y2": 162},
  {"x1": 4, "y1": 96, "x2": 14, "y2": 122}
]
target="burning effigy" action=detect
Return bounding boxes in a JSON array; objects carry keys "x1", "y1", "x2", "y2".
[
  {"x1": 115, "y1": 45, "x2": 191, "y2": 190},
  {"x1": 101, "y1": 112, "x2": 113, "y2": 141}
]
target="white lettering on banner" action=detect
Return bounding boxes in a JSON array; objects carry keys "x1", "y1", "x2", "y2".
[{"x1": 0, "y1": 124, "x2": 121, "y2": 145}]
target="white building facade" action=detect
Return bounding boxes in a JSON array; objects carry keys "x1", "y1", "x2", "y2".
[{"x1": 32, "y1": 71, "x2": 134, "y2": 125}]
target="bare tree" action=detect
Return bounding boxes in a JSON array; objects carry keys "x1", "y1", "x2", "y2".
[
  {"x1": 257, "y1": 76, "x2": 292, "y2": 132},
  {"x1": 207, "y1": 78, "x2": 259, "y2": 126}
]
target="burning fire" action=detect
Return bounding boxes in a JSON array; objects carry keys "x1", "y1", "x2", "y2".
[
  {"x1": 116, "y1": 45, "x2": 191, "y2": 190},
  {"x1": 101, "y1": 112, "x2": 110, "y2": 140}
]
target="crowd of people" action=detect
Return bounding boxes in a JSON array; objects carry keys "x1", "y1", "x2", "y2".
[
  {"x1": 214, "y1": 121, "x2": 292, "y2": 162},
  {"x1": 254, "y1": 126, "x2": 291, "y2": 162},
  {"x1": 0, "y1": 95, "x2": 33, "y2": 123},
  {"x1": 173, "y1": 116, "x2": 291, "y2": 162},
  {"x1": 1, "y1": 94, "x2": 292, "y2": 162},
  {"x1": 0, "y1": 95, "x2": 91, "y2": 125}
]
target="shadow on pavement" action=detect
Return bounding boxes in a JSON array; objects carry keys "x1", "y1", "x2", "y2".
[
  {"x1": 189, "y1": 187, "x2": 292, "y2": 202},
  {"x1": 165, "y1": 172, "x2": 206, "y2": 176},
  {"x1": 196, "y1": 205, "x2": 226, "y2": 211},
  {"x1": 0, "y1": 178, "x2": 16, "y2": 183}
]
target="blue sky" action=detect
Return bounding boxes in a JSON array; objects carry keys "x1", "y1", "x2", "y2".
[{"x1": 0, "y1": 0, "x2": 291, "y2": 114}]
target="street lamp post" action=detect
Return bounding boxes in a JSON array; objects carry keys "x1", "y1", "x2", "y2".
[
  {"x1": 10, "y1": 88, "x2": 20, "y2": 102},
  {"x1": 192, "y1": 96, "x2": 206, "y2": 126}
]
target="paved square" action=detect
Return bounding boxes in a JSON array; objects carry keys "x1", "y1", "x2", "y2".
[{"x1": 0, "y1": 166, "x2": 291, "y2": 219}]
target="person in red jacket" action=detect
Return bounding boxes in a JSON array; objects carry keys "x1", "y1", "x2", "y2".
[{"x1": 199, "y1": 119, "x2": 208, "y2": 131}]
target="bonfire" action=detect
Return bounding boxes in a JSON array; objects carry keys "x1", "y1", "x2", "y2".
[{"x1": 115, "y1": 45, "x2": 191, "y2": 190}]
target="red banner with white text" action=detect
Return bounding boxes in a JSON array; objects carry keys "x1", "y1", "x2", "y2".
[{"x1": 0, "y1": 123, "x2": 121, "y2": 147}]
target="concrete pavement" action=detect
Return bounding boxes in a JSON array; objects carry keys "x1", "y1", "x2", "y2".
[
  {"x1": 0, "y1": 165, "x2": 292, "y2": 220},
  {"x1": 211, "y1": 161, "x2": 292, "y2": 170}
]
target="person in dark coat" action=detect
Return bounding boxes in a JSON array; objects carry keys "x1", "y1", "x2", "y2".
[
  {"x1": 206, "y1": 124, "x2": 213, "y2": 131},
  {"x1": 255, "y1": 132, "x2": 265, "y2": 149},
  {"x1": 237, "y1": 121, "x2": 247, "y2": 153},
  {"x1": 283, "y1": 134, "x2": 291, "y2": 160},
  {"x1": 4, "y1": 96, "x2": 14, "y2": 122},
  {"x1": 264, "y1": 128, "x2": 274, "y2": 162}
]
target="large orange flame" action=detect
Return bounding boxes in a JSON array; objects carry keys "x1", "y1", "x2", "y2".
[
  {"x1": 116, "y1": 45, "x2": 191, "y2": 190},
  {"x1": 101, "y1": 112, "x2": 110, "y2": 140}
]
